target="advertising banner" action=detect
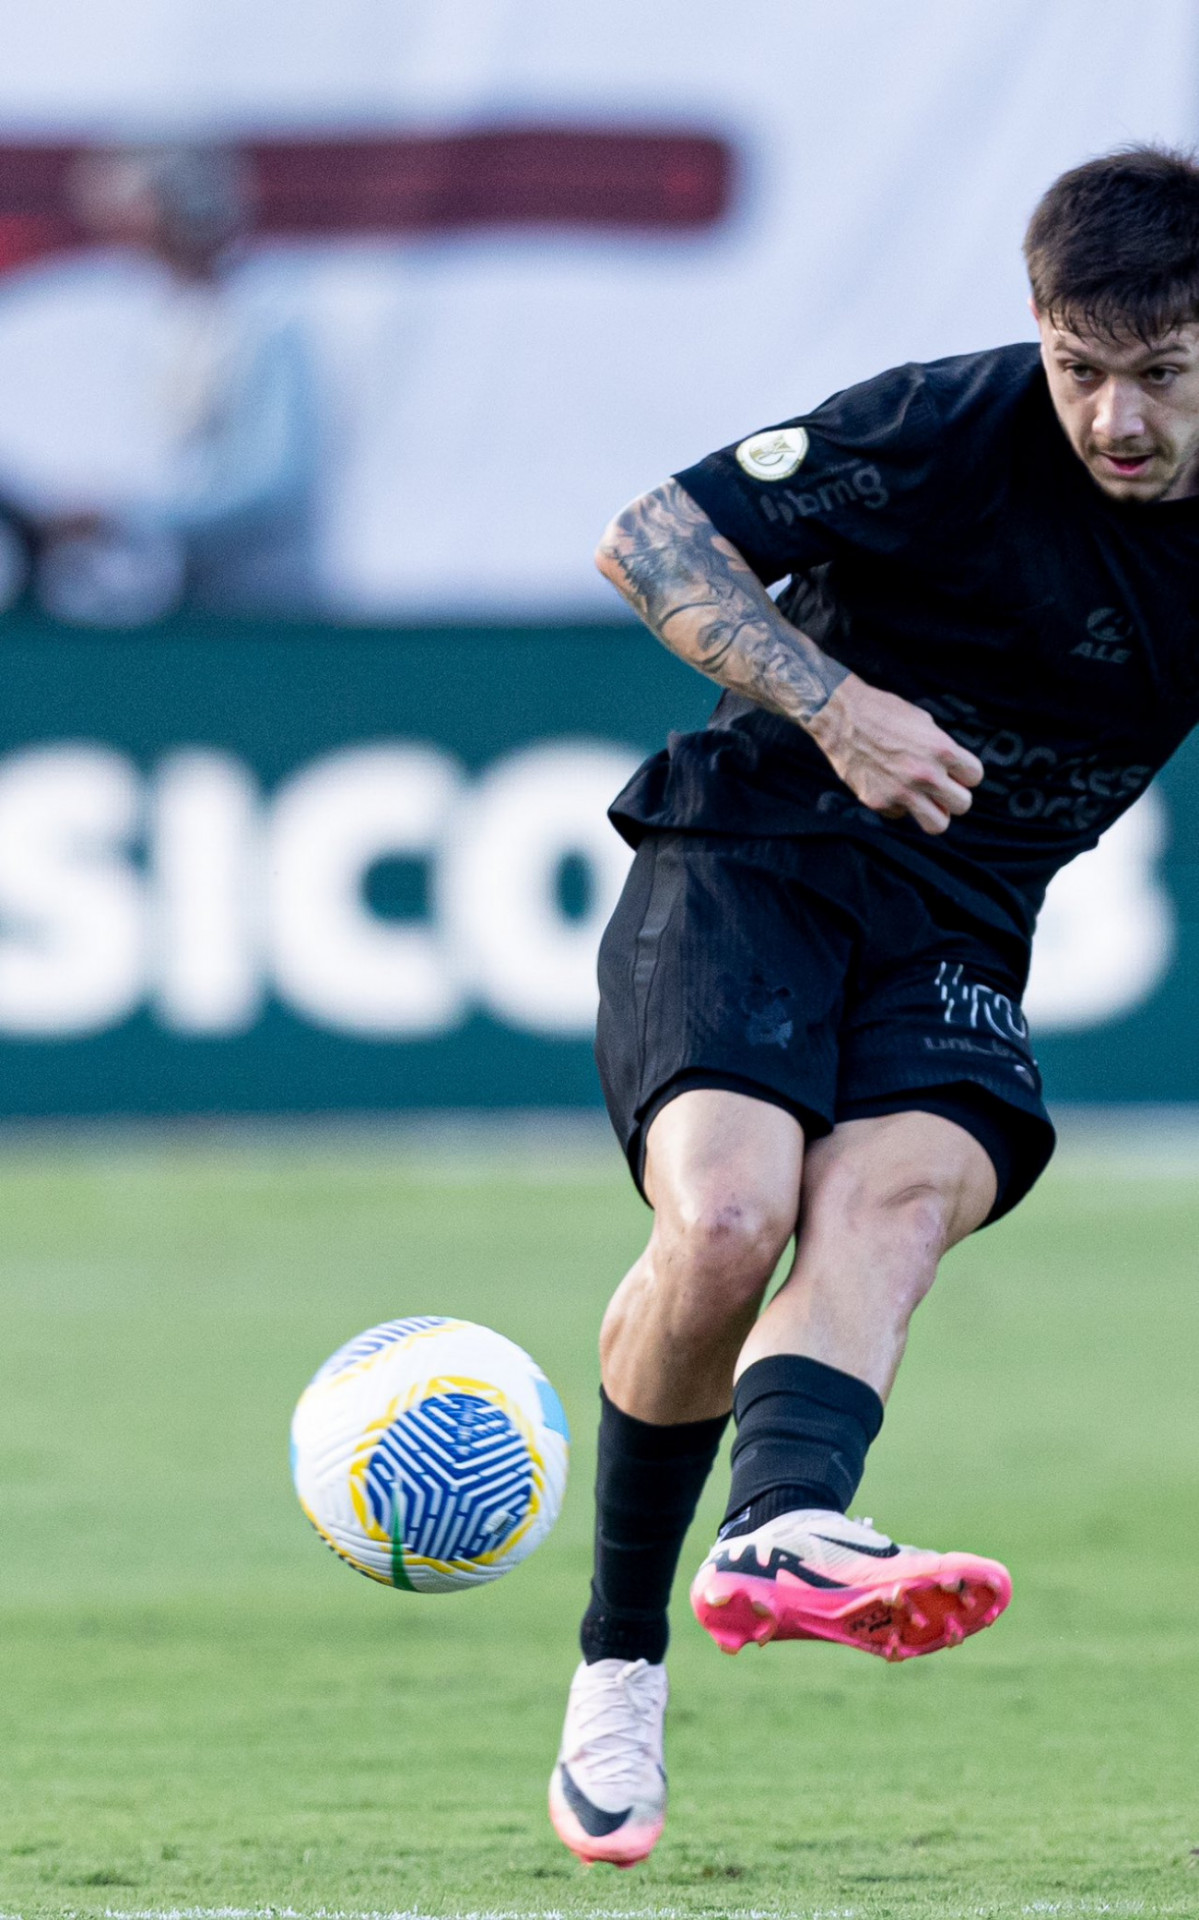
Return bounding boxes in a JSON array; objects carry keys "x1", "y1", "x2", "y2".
[{"x1": 0, "y1": 616, "x2": 1195, "y2": 1116}]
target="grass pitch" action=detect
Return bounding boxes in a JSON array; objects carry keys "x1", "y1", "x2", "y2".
[{"x1": 0, "y1": 1131, "x2": 1195, "y2": 1919}]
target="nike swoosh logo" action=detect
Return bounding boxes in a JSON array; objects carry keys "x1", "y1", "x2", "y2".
[
  {"x1": 813, "y1": 1534, "x2": 901, "y2": 1559},
  {"x1": 710, "y1": 1543, "x2": 847, "y2": 1588},
  {"x1": 559, "y1": 1763, "x2": 633, "y2": 1837}
]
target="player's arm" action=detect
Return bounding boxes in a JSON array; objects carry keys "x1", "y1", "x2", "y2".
[{"x1": 596, "y1": 478, "x2": 982, "y2": 836}]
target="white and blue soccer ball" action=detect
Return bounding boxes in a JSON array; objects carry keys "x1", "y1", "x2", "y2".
[{"x1": 291, "y1": 1316, "x2": 570, "y2": 1592}]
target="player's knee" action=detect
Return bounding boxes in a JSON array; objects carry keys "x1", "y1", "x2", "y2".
[
  {"x1": 870, "y1": 1142, "x2": 996, "y2": 1255},
  {"x1": 659, "y1": 1188, "x2": 793, "y2": 1309},
  {"x1": 873, "y1": 1177, "x2": 957, "y2": 1273},
  {"x1": 811, "y1": 1155, "x2": 958, "y2": 1265}
]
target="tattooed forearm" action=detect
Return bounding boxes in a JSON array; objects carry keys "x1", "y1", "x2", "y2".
[{"x1": 596, "y1": 479, "x2": 848, "y2": 724}]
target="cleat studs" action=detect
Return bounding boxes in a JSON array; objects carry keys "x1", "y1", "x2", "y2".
[
  {"x1": 945, "y1": 1618, "x2": 965, "y2": 1645},
  {"x1": 889, "y1": 1584, "x2": 904, "y2": 1605},
  {"x1": 908, "y1": 1608, "x2": 929, "y2": 1631},
  {"x1": 706, "y1": 1590, "x2": 731, "y2": 1608},
  {"x1": 750, "y1": 1599, "x2": 773, "y2": 1618}
]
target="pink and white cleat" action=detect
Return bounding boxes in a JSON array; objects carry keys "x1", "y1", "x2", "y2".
[
  {"x1": 549, "y1": 1657, "x2": 668, "y2": 1867},
  {"x1": 691, "y1": 1509, "x2": 1011, "y2": 1662}
]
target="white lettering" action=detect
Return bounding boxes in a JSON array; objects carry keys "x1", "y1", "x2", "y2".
[
  {"x1": 1026, "y1": 790, "x2": 1174, "y2": 1031},
  {"x1": 0, "y1": 736, "x2": 1163, "y2": 1052},
  {"x1": 0, "y1": 746, "x2": 144, "y2": 1034},
  {"x1": 267, "y1": 744, "x2": 466, "y2": 1036},
  {"x1": 151, "y1": 751, "x2": 263, "y2": 1034},
  {"x1": 441, "y1": 742, "x2": 638, "y2": 1034}
]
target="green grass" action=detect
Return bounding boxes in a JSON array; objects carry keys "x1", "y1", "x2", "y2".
[{"x1": 0, "y1": 1135, "x2": 1195, "y2": 1919}]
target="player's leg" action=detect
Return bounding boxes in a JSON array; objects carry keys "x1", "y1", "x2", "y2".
[
  {"x1": 739, "y1": 1105, "x2": 996, "y2": 1392},
  {"x1": 601, "y1": 1084, "x2": 806, "y2": 1419},
  {"x1": 550, "y1": 1085, "x2": 803, "y2": 1866},
  {"x1": 692, "y1": 1107, "x2": 1012, "y2": 1659},
  {"x1": 551, "y1": 833, "x2": 850, "y2": 1863},
  {"x1": 585, "y1": 1086, "x2": 804, "y2": 1653}
]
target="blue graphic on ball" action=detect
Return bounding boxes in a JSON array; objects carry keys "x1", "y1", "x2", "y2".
[
  {"x1": 317, "y1": 1315, "x2": 448, "y2": 1383},
  {"x1": 366, "y1": 1391, "x2": 534, "y2": 1563}
]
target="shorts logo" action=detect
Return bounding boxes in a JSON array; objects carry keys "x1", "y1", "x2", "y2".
[
  {"x1": 735, "y1": 426, "x2": 809, "y2": 481},
  {"x1": 934, "y1": 962, "x2": 1028, "y2": 1046},
  {"x1": 721, "y1": 973, "x2": 794, "y2": 1048}
]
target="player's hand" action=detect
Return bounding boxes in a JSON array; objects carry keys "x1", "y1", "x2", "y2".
[{"x1": 805, "y1": 673, "x2": 984, "y2": 835}]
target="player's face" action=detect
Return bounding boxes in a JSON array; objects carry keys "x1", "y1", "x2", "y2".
[{"x1": 1037, "y1": 313, "x2": 1199, "y2": 502}]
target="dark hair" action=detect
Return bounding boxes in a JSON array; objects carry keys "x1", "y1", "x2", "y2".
[{"x1": 1024, "y1": 144, "x2": 1199, "y2": 341}]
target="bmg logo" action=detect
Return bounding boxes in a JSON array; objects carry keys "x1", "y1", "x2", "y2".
[{"x1": 757, "y1": 460, "x2": 890, "y2": 527}]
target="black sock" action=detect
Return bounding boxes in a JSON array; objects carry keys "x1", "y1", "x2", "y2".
[
  {"x1": 721, "y1": 1355, "x2": 884, "y2": 1535},
  {"x1": 580, "y1": 1389, "x2": 729, "y2": 1666}
]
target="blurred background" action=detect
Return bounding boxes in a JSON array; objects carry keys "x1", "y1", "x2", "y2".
[{"x1": 0, "y1": 0, "x2": 1196, "y2": 1119}]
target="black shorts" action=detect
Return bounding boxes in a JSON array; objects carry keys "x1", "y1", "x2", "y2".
[{"x1": 595, "y1": 834, "x2": 1056, "y2": 1225}]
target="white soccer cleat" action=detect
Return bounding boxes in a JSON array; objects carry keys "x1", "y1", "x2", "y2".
[
  {"x1": 548, "y1": 1657, "x2": 668, "y2": 1867},
  {"x1": 692, "y1": 1508, "x2": 1011, "y2": 1661}
]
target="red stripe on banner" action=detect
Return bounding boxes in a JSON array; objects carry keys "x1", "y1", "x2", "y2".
[
  {"x1": 248, "y1": 130, "x2": 734, "y2": 233},
  {"x1": 0, "y1": 146, "x2": 79, "y2": 268},
  {"x1": 0, "y1": 128, "x2": 735, "y2": 269}
]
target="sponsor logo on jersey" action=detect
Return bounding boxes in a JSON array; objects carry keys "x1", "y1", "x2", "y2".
[
  {"x1": 735, "y1": 425, "x2": 810, "y2": 481},
  {"x1": 1072, "y1": 607, "x2": 1134, "y2": 665},
  {"x1": 755, "y1": 460, "x2": 890, "y2": 522}
]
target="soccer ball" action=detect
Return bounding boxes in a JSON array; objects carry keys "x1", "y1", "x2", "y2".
[{"x1": 291, "y1": 1315, "x2": 570, "y2": 1593}]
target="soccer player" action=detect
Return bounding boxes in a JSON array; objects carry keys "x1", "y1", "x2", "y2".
[{"x1": 548, "y1": 145, "x2": 1199, "y2": 1867}]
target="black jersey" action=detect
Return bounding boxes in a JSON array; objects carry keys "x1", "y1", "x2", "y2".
[{"x1": 610, "y1": 343, "x2": 1199, "y2": 949}]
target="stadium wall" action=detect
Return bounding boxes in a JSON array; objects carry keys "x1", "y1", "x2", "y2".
[{"x1": 0, "y1": 615, "x2": 1194, "y2": 1117}]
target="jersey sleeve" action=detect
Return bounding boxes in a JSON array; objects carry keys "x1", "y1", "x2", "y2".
[{"x1": 672, "y1": 360, "x2": 949, "y2": 584}]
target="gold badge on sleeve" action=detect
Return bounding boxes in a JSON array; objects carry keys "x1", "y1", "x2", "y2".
[{"x1": 734, "y1": 425, "x2": 810, "y2": 481}]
